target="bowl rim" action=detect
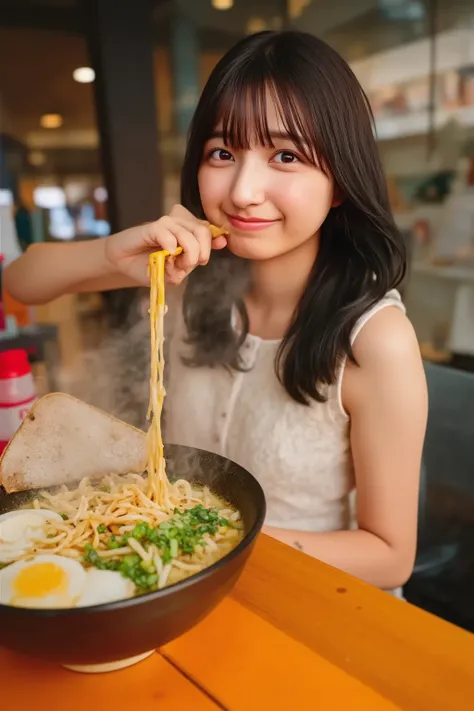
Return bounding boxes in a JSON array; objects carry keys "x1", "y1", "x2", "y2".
[{"x1": 0, "y1": 449, "x2": 266, "y2": 618}]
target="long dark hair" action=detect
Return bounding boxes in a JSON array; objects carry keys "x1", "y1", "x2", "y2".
[{"x1": 180, "y1": 30, "x2": 406, "y2": 405}]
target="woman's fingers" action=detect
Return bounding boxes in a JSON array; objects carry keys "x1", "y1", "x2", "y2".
[
  {"x1": 180, "y1": 222, "x2": 213, "y2": 267},
  {"x1": 164, "y1": 257, "x2": 187, "y2": 285},
  {"x1": 211, "y1": 234, "x2": 228, "y2": 250},
  {"x1": 107, "y1": 206, "x2": 226, "y2": 285},
  {"x1": 158, "y1": 218, "x2": 212, "y2": 270}
]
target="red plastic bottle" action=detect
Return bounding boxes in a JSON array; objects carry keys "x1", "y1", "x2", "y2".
[
  {"x1": 0, "y1": 253, "x2": 5, "y2": 331},
  {"x1": 0, "y1": 349, "x2": 37, "y2": 454}
]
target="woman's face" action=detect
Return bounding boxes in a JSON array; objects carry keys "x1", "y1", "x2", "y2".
[{"x1": 198, "y1": 94, "x2": 338, "y2": 261}]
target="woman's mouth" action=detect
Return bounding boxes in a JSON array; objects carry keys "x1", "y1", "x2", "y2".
[{"x1": 226, "y1": 214, "x2": 279, "y2": 232}]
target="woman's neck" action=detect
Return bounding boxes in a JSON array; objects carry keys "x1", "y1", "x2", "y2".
[{"x1": 245, "y1": 236, "x2": 318, "y2": 339}]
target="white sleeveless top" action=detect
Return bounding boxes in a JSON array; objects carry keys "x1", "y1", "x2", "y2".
[{"x1": 164, "y1": 289, "x2": 405, "y2": 534}]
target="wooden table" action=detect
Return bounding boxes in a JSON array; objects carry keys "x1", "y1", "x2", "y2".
[{"x1": 2, "y1": 535, "x2": 473, "y2": 710}]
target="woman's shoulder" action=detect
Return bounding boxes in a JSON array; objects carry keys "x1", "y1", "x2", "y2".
[
  {"x1": 340, "y1": 289, "x2": 414, "y2": 386},
  {"x1": 342, "y1": 291, "x2": 426, "y2": 416},
  {"x1": 352, "y1": 300, "x2": 418, "y2": 368},
  {"x1": 349, "y1": 289, "x2": 406, "y2": 347}
]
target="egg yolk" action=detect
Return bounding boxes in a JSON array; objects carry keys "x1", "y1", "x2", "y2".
[{"x1": 12, "y1": 562, "x2": 68, "y2": 598}]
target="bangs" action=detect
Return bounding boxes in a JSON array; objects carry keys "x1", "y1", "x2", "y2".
[{"x1": 210, "y1": 69, "x2": 326, "y2": 170}]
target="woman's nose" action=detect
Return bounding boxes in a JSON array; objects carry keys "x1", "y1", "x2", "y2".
[{"x1": 229, "y1": 161, "x2": 266, "y2": 207}]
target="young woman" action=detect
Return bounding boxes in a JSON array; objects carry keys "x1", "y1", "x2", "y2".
[{"x1": 5, "y1": 30, "x2": 427, "y2": 593}]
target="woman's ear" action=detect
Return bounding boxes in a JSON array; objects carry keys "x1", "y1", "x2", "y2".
[{"x1": 331, "y1": 184, "x2": 345, "y2": 208}]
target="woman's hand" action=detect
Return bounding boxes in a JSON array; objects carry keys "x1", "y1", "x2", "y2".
[{"x1": 105, "y1": 204, "x2": 228, "y2": 286}]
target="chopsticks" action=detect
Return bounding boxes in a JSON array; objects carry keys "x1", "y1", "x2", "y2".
[{"x1": 162, "y1": 222, "x2": 228, "y2": 258}]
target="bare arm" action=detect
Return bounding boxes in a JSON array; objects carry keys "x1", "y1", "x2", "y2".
[
  {"x1": 3, "y1": 240, "x2": 139, "y2": 305},
  {"x1": 4, "y1": 207, "x2": 228, "y2": 307},
  {"x1": 264, "y1": 307, "x2": 428, "y2": 590}
]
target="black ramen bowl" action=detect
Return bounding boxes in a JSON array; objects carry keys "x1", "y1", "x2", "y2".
[{"x1": 0, "y1": 444, "x2": 266, "y2": 671}]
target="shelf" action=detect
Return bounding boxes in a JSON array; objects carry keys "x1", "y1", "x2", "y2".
[
  {"x1": 351, "y1": 28, "x2": 474, "y2": 92},
  {"x1": 375, "y1": 105, "x2": 474, "y2": 141}
]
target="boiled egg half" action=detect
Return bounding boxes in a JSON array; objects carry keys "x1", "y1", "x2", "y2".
[
  {"x1": 76, "y1": 569, "x2": 135, "y2": 607},
  {"x1": 0, "y1": 554, "x2": 87, "y2": 608},
  {"x1": 0, "y1": 509, "x2": 63, "y2": 563}
]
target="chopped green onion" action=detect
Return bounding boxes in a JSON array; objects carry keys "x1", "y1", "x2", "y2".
[{"x1": 82, "y1": 504, "x2": 237, "y2": 593}]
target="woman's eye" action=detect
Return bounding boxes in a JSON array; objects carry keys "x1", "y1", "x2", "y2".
[
  {"x1": 209, "y1": 148, "x2": 233, "y2": 161},
  {"x1": 273, "y1": 151, "x2": 300, "y2": 164}
]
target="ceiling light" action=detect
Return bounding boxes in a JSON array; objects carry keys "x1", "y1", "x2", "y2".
[
  {"x1": 73, "y1": 67, "x2": 95, "y2": 84},
  {"x1": 212, "y1": 0, "x2": 233, "y2": 9},
  {"x1": 40, "y1": 113, "x2": 63, "y2": 129}
]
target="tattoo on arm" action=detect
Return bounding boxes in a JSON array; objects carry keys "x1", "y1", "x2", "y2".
[{"x1": 293, "y1": 541, "x2": 304, "y2": 551}]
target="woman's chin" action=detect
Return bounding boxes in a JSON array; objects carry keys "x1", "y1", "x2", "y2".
[{"x1": 226, "y1": 235, "x2": 275, "y2": 261}]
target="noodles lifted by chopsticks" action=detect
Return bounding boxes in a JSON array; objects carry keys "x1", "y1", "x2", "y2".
[
  {"x1": 146, "y1": 220, "x2": 228, "y2": 506},
  {"x1": 146, "y1": 249, "x2": 170, "y2": 506}
]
